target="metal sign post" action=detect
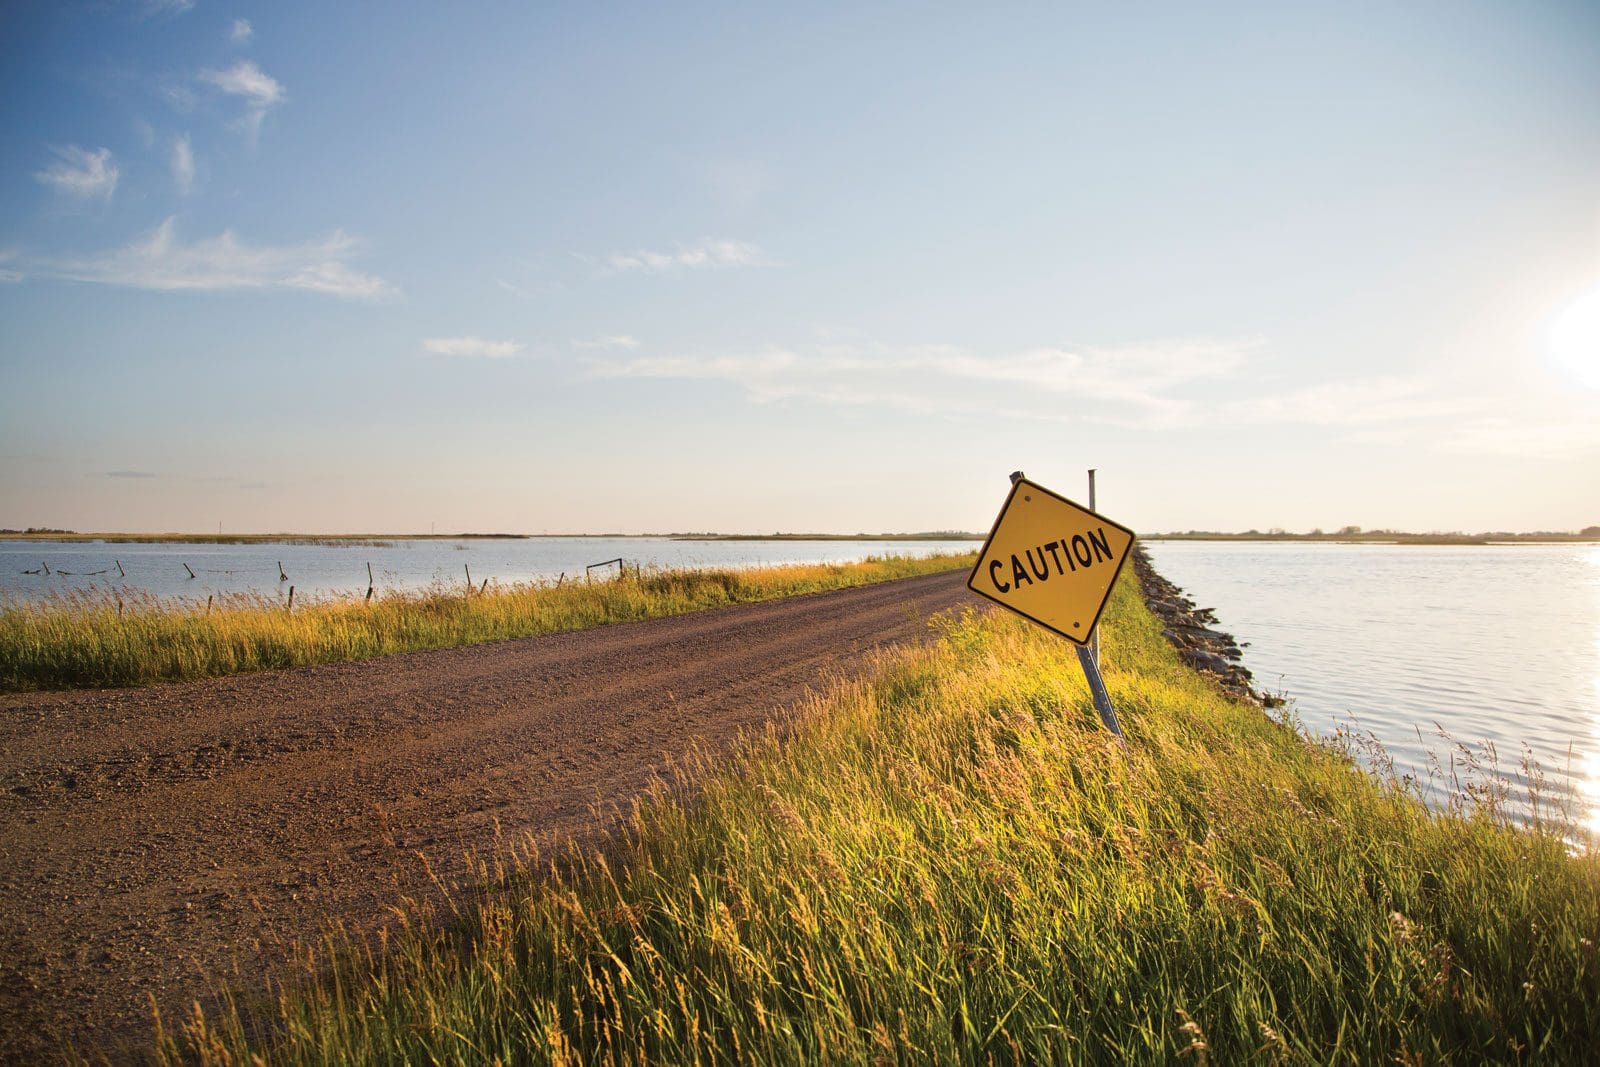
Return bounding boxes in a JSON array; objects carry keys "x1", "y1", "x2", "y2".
[
  {"x1": 1088, "y1": 468, "x2": 1099, "y2": 673},
  {"x1": 1074, "y1": 642, "x2": 1124, "y2": 740},
  {"x1": 967, "y1": 471, "x2": 1133, "y2": 740}
]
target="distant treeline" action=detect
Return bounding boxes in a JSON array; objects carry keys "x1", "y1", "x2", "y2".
[
  {"x1": 670, "y1": 531, "x2": 984, "y2": 542},
  {"x1": 0, "y1": 532, "x2": 531, "y2": 544},
  {"x1": 1150, "y1": 525, "x2": 1600, "y2": 545}
]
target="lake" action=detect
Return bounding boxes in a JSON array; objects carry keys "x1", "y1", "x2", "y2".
[
  {"x1": 1142, "y1": 541, "x2": 1600, "y2": 840},
  {"x1": 0, "y1": 536, "x2": 980, "y2": 604}
]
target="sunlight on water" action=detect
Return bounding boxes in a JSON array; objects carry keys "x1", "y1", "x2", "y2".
[
  {"x1": 1583, "y1": 548, "x2": 1600, "y2": 837},
  {"x1": 1144, "y1": 542, "x2": 1600, "y2": 846}
]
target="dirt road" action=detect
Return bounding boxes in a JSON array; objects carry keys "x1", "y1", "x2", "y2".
[{"x1": 0, "y1": 570, "x2": 974, "y2": 1061}]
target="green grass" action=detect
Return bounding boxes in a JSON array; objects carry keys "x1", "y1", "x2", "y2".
[
  {"x1": 150, "y1": 572, "x2": 1598, "y2": 1065},
  {"x1": 0, "y1": 553, "x2": 974, "y2": 692}
]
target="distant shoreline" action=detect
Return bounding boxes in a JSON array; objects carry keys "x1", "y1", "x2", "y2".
[
  {"x1": 1144, "y1": 533, "x2": 1600, "y2": 546},
  {"x1": 2, "y1": 531, "x2": 1593, "y2": 547},
  {"x1": 670, "y1": 532, "x2": 983, "y2": 542},
  {"x1": 0, "y1": 531, "x2": 986, "y2": 545}
]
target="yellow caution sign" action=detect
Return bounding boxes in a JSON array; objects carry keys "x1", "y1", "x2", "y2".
[{"x1": 967, "y1": 476, "x2": 1136, "y2": 644}]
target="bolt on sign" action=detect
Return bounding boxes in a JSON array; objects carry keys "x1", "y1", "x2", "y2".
[{"x1": 967, "y1": 476, "x2": 1136, "y2": 644}]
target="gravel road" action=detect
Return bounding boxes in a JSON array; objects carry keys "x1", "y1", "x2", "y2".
[{"x1": 0, "y1": 570, "x2": 974, "y2": 1061}]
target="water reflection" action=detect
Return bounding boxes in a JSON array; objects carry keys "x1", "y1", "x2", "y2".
[{"x1": 0, "y1": 536, "x2": 980, "y2": 604}]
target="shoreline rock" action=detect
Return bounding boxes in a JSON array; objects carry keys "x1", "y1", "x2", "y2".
[{"x1": 1131, "y1": 544, "x2": 1283, "y2": 708}]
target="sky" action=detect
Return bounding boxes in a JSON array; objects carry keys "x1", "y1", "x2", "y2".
[{"x1": 2, "y1": 0, "x2": 1598, "y2": 535}]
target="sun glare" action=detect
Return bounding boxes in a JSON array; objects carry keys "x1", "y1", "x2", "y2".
[{"x1": 1546, "y1": 281, "x2": 1600, "y2": 390}]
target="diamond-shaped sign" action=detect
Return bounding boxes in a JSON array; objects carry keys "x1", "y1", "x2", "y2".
[{"x1": 967, "y1": 477, "x2": 1136, "y2": 644}]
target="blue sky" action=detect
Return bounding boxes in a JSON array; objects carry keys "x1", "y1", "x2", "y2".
[{"x1": 2, "y1": 1, "x2": 1598, "y2": 534}]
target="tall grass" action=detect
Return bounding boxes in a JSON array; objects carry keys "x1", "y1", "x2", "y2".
[
  {"x1": 153, "y1": 574, "x2": 1598, "y2": 1064},
  {"x1": 0, "y1": 554, "x2": 974, "y2": 692}
]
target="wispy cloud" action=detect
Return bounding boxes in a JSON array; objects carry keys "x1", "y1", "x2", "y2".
[
  {"x1": 230, "y1": 18, "x2": 253, "y2": 44},
  {"x1": 106, "y1": 469, "x2": 158, "y2": 479},
  {"x1": 170, "y1": 133, "x2": 195, "y2": 195},
  {"x1": 34, "y1": 217, "x2": 395, "y2": 299},
  {"x1": 138, "y1": 0, "x2": 195, "y2": 17},
  {"x1": 199, "y1": 60, "x2": 285, "y2": 137},
  {"x1": 588, "y1": 336, "x2": 1585, "y2": 461},
  {"x1": 591, "y1": 339, "x2": 1249, "y2": 425},
  {"x1": 422, "y1": 336, "x2": 524, "y2": 358},
  {"x1": 34, "y1": 146, "x2": 119, "y2": 200},
  {"x1": 0, "y1": 249, "x2": 20, "y2": 284},
  {"x1": 595, "y1": 238, "x2": 767, "y2": 274},
  {"x1": 1348, "y1": 416, "x2": 1600, "y2": 461},
  {"x1": 1222, "y1": 376, "x2": 1482, "y2": 426},
  {"x1": 573, "y1": 334, "x2": 640, "y2": 350},
  {"x1": 1223, "y1": 374, "x2": 1600, "y2": 458},
  {"x1": 495, "y1": 277, "x2": 565, "y2": 299}
]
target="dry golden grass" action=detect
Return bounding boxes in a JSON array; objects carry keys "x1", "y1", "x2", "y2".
[{"x1": 150, "y1": 574, "x2": 1599, "y2": 1064}]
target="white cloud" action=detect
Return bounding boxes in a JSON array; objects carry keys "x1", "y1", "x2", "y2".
[
  {"x1": 34, "y1": 146, "x2": 120, "y2": 200},
  {"x1": 35, "y1": 217, "x2": 395, "y2": 299},
  {"x1": 199, "y1": 60, "x2": 283, "y2": 108},
  {"x1": 0, "y1": 249, "x2": 20, "y2": 284},
  {"x1": 199, "y1": 60, "x2": 285, "y2": 136},
  {"x1": 573, "y1": 335, "x2": 640, "y2": 350},
  {"x1": 598, "y1": 238, "x2": 767, "y2": 274},
  {"x1": 170, "y1": 134, "x2": 195, "y2": 195},
  {"x1": 422, "y1": 336, "x2": 525, "y2": 358},
  {"x1": 590, "y1": 339, "x2": 1249, "y2": 425},
  {"x1": 230, "y1": 18, "x2": 253, "y2": 44}
]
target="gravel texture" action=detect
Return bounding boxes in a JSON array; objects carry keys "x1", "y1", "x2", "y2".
[{"x1": 0, "y1": 570, "x2": 973, "y2": 1061}]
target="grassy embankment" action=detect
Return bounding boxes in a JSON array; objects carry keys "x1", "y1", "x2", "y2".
[
  {"x1": 0, "y1": 554, "x2": 973, "y2": 692},
  {"x1": 153, "y1": 574, "x2": 1598, "y2": 1064}
]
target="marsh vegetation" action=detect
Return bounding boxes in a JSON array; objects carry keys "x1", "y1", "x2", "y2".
[{"x1": 0, "y1": 554, "x2": 975, "y2": 692}]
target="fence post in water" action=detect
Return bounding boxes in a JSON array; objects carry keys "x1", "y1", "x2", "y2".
[
  {"x1": 366, "y1": 562, "x2": 375, "y2": 602},
  {"x1": 479, "y1": 578, "x2": 488, "y2": 595},
  {"x1": 206, "y1": 594, "x2": 213, "y2": 616},
  {"x1": 41, "y1": 560, "x2": 50, "y2": 575},
  {"x1": 287, "y1": 586, "x2": 295, "y2": 612},
  {"x1": 278, "y1": 561, "x2": 288, "y2": 582},
  {"x1": 464, "y1": 564, "x2": 473, "y2": 595},
  {"x1": 183, "y1": 562, "x2": 196, "y2": 579},
  {"x1": 115, "y1": 559, "x2": 125, "y2": 577},
  {"x1": 586, "y1": 557, "x2": 626, "y2": 582}
]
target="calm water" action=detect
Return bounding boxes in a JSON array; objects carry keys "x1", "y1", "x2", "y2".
[
  {"x1": 1143, "y1": 541, "x2": 1600, "y2": 839},
  {"x1": 0, "y1": 537, "x2": 979, "y2": 604}
]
